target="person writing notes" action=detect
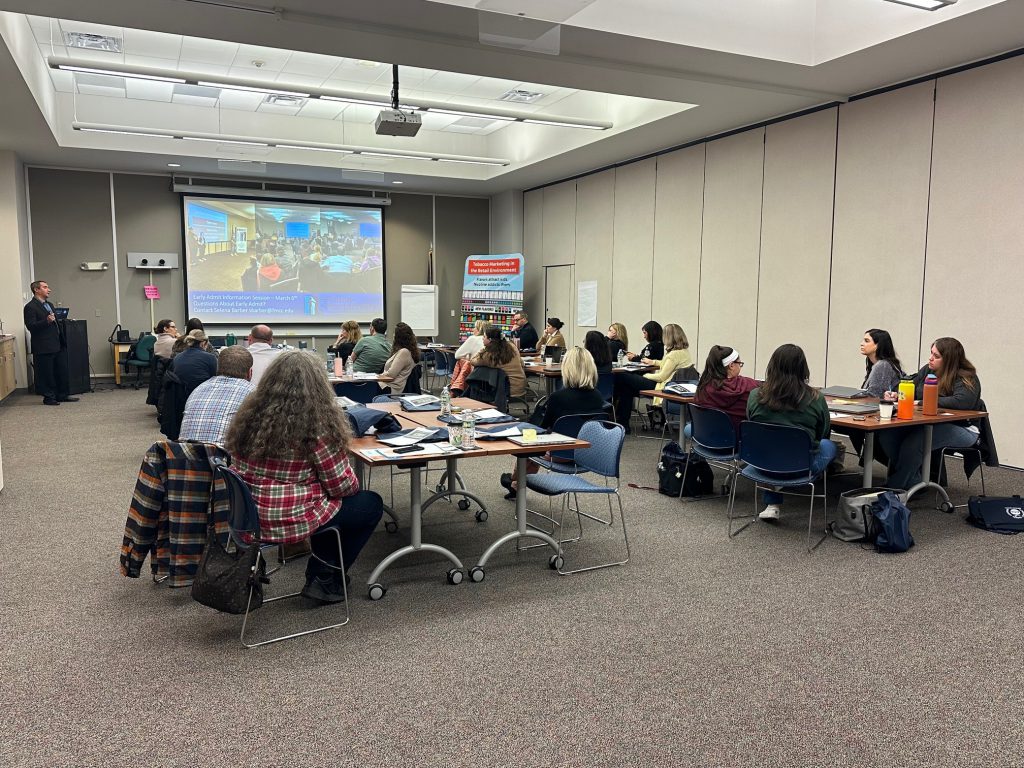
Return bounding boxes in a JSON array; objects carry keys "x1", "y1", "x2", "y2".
[{"x1": 625, "y1": 320, "x2": 664, "y2": 362}]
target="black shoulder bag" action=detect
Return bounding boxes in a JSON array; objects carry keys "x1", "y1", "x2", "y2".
[{"x1": 191, "y1": 526, "x2": 266, "y2": 614}]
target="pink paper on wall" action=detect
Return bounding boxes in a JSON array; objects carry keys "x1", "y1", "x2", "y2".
[{"x1": 144, "y1": 285, "x2": 160, "y2": 299}]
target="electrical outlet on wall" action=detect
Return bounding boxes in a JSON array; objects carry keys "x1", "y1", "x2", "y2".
[{"x1": 95, "y1": 309, "x2": 102, "y2": 317}]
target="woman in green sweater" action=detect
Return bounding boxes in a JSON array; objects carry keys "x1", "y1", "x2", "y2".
[
  {"x1": 612, "y1": 323, "x2": 691, "y2": 430},
  {"x1": 746, "y1": 344, "x2": 835, "y2": 521}
]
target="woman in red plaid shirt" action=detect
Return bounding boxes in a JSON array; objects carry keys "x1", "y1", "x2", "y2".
[{"x1": 226, "y1": 350, "x2": 383, "y2": 603}]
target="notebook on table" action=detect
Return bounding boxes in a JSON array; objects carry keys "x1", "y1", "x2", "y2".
[
  {"x1": 829, "y1": 402, "x2": 879, "y2": 415},
  {"x1": 508, "y1": 432, "x2": 577, "y2": 446},
  {"x1": 820, "y1": 385, "x2": 872, "y2": 398}
]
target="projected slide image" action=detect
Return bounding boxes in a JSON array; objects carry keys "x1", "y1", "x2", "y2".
[{"x1": 184, "y1": 196, "x2": 384, "y2": 324}]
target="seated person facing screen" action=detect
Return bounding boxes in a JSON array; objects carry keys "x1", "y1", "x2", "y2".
[
  {"x1": 612, "y1": 323, "x2": 691, "y2": 429},
  {"x1": 225, "y1": 350, "x2": 384, "y2": 604},
  {"x1": 607, "y1": 322, "x2": 629, "y2": 360},
  {"x1": 471, "y1": 327, "x2": 527, "y2": 398},
  {"x1": 584, "y1": 330, "x2": 614, "y2": 375},
  {"x1": 454, "y1": 320, "x2": 489, "y2": 360},
  {"x1": 152, "y1": 318, "x2": 178, "y2": 359},
  {"x1": 538, "y1": 318, "x2": 566, "y2": 352},
  {"x1": 860, "y1": 328, "x2": 904, "y2": 397},
  {"x1": 331, "y1": 320, "x2": 362, "y2": 364},
  {"x1": 179, "y1": 346, "x2": 254, "y2": 446},
  {"x1": 877, "y1": 337, "x2": 982, "y2": 490},
  {"x1": 169, "y1": 330, "x2": 219, "y2": 390},
  {"x1": 350, "y1": 318, "x2": 391, "y2": 374},
  {"x1": 746, "y1": 344, "x2": 836, "y2": 522},
  {"x1": 247, "y1": 324, "x2": 283, "y2": 388},
  {"x1": 511, "y1": 311, "x2": 539, "y2": 352},
  {"x1": 693, "y1": 346, "x2": 759, "y2": 433},
  {"x1": 499, "y1": 346, "x2": 608, "y2": 500},
  {"x1": 626, "y1": 320, "x2": 664, "y2": 362},
  {"x1": 380, "y1": 322, "x2": 420, "y2": 395},
  {"x1": 171, "y1": 317, "x2": 217, "y2": 357}
]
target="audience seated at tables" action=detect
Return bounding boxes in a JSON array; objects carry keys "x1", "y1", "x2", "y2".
[
  {"x1": 152, "y1": 318, "x2": 178, "y2": 359},
  {"x1": 455, "y1": 320, "x2": 488, "y2": 360},
  {"x1": 179, "y1": 346, "x2": 254, "y2": 446},
  {"x1": 612, "y1": 323, "x2": 691, "y2": 430},
  {"x1": 626, "y1": 320, "x2": 664, "y2": 362},
  {"x1": 606, "y1": 322, "x2": 629, "y2": 360},
  {"x1": 226, "y1": 350, "x2": 384, "y2": 603},
  {"x1": 330, "y1": 319, "x2": 362, "y2": 364},
  {"x1": 500, "y1": 346, "x2": 608, "y2": 500},
  {"x1": 169, "y1": 330, "x2": 218, "y2": 390},
  {"x1": 746, "y1": 344, "x2": 836, "y2": 522},
  {"x1": 538, "y1": 317, "x2": 566, "y2": 351},
  {"x1": 510, "y1": 311, "x2": 539, "y2": 351},
  {"x1": 584, "y1": 330, "x2": 614, "y2": 375},
  {"x1": 350, "y1": 318, "x2": 391, "y2": 374},
  {"x1": 471, "y1": 327, "x2": 527, "y2": 398},
  {"x1": 159, "y1": 331, "x2": 218, "y2": 440},
  {"x1": 692, "y1": 345, "x2": 759, "y2": 433},
  {"x1": 247, "y1": 324, "x2": 282, "y2": 387},
  {"x1": 171, "y1": 317, "x2": 217, "y2": 357},
  {"x1": 380, "y1": 322, "x2": 420, "y2": 395},
  {"x1": 860, "y1": 328, "x2": 905, "y2": 398}
]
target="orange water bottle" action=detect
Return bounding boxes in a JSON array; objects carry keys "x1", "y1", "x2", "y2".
[
  {"x1": 897, "y1": 378, "x2": 915, "y2": 420},
  {"x1": 922, "y1": 373, "x2": 939, "y2": 416}
]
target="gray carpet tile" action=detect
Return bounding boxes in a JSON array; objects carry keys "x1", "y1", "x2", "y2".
[{"x1": 1, "y1": 387, "x2": 1022, "y2": 767}]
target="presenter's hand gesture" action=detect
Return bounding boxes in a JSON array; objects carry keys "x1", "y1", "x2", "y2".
[{"x1": 46, "y1": 313, "x2": 55, "y2": 323}]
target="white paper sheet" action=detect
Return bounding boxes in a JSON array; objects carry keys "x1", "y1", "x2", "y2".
[
  {"x1": 377, "y1": 427, "x2": 437, "y2": 446},
  {"x1": 577, "y1": 280, "x2": 598, "y2": 327}
]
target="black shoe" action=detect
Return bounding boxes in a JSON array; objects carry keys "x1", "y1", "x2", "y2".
[
  {"x1": 499, "y1": 473, "x2": 513, "y2": 491},
  {"x1": 57, "y1": 396, "x2": 80, "y2": 402},
  {"x1": 43, "y1": 398, "x2": 60, "y2": 406},
  {"x1": 504, "y1": 489, "x2": 517, "y2": 500},
  {"x1": 301, "y1": 575, "x2": 347, "y2": 604}
]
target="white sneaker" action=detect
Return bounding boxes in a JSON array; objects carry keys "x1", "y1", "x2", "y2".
[{"x1": 758, "y1": 504, "x2": 781, "y2": 521}]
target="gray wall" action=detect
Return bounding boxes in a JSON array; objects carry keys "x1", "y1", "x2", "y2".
[{"x1": 25, "y1": 169, "x2": 490, "y2": 371}]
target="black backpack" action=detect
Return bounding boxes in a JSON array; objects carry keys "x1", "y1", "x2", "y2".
[
  {"x1": 657, "y1": 441, "x2": 715, "y2": 498},
  {"x1": 966, "y1": 496, "x2": 1024, "y2": 535}
]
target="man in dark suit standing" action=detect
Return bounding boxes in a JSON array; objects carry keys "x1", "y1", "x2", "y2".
[{"x1": 23, "y1": 280, "x2": 78, "y2": 406}]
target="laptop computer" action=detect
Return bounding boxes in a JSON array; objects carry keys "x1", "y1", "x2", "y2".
[
  {"x1": 820, "y1": 385, "x2": 871, "y2": 398},
  {"x1": 829, "y1": 402, "x2": 880, "y2": 415}
]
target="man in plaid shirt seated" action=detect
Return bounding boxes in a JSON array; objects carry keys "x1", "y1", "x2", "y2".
[{"x1": 179, "y1": 346, "x2": 255, "y2": 446}]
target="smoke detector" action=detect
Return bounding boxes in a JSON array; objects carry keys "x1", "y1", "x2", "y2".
[
  {"x1": 263, "y1": 94, "x2": 307, "y2": 107},
  {"x1": 64, "y1": 32, "x2": 122, "y2": 52}
]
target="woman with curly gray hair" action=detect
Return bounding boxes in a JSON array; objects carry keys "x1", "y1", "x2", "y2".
[{"x1": 226, "y1": 350, "x2": 383, "y2": 603}]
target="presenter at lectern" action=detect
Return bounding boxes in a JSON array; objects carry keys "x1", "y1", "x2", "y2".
[{"x1": 23, "y1": 280, "x2": 77, "y2": 406}]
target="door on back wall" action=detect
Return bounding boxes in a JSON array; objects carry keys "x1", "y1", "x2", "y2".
[{"x1": 544, "y1": 265, "x2": 575, "y2": 347}]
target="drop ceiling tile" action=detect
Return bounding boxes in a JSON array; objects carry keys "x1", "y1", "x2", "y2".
[
  {"x1": 419, "y1": 112, "x2": 462, "y2": 130},
  {"x1": 77, "y1": 82, "x2": 126, "y2": 98},
  {"x1": 340, "y1": 104, "x2": 380, "y2": 124},
  {"x1": 172, "y1": 93, "x2": 220, "y2": 107},
  {"x1": 178, "y1": 60, "x2": 231, "y2": 77},
  {"x1": 229, "y1": 66, "x2": 283, "y2": 81},
  {"x1": 330, "y1": 61, "x2": 390, "y2": 84},
  {"x1": 179, "y1": 37, "x2": 238, "y2": 65},
  {"x1": 458, "y1": 77, "x2": 525, "y2": 100},
  {"x1": 232, "y1": 44, "x2": 289, "y2": 72},
  {"x1": 275, "y1": 73, "x2": 332, "y2": 89},
  {"x1": 421, "y1": 71, "x2": 481, "y2": 94},
  {"x1": 29, "y1": 17, "x2": 61, "y2": 45},
  {"x1": 50, "y1": 69, "x2": 75, "y2": 92},
  {"x1": 281, "y1": 52, "x2": 340, "y2": 78},
  {"x1": 125, "y1": 79, "x2": 175, "y2": 102},
  {"x1": 297, "y1": 101, "x2": 347, "y2": 119},
  {"x1": 217, "y1": 90, "x2": 265, "y2": 110},
  {"x1": 122, "y1": 29, "x2": 182, "y2": 59},
  {"x1": 63, "y1": 48, "x2": 123, "y2": 64},
  {"x1": 124, "y1": 54, "x2": 187, "y2": 70},
  {"x1": 257, "y1": 102, "x2": 304, "y2": 116},
  {"x1": 38, "y1": 43, "x2": 68, "y2": 60}
]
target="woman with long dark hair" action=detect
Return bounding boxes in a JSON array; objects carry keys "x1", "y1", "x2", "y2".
[
  {"x1": 878, "y1": 337, "x2": 981, "y2": 489},
  {"x1": 381, "y1": 321, "x2": 421, "y2": 394},
  {"x1": 694, "y1": 345, "x2": 758, "y2": 431},
  {"x1": 471, "y1": 327, "x2": 527, "y2": 397},
  {"x1": 860, "y1": 329, "x2": 903, "y2": 397},
  {"x1": 612, "y1": 323, "x2": 691, "y2": 430},
  {"x1": 626, "y1": 320, "x2": 664, "y2": 362},
  {"x1": 584, "y1": 330, "x2": 613, "y2": 374},
  {"x1": 226, "y1": 351, "x2": 383, "y2": 603},
  {"x1": 746, "y1": 344, "x2": 835, "y2": 521}
]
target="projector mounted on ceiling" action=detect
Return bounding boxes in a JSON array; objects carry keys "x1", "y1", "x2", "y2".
[{"x1": 375, "y1": 65, "x2": 422, "y2": 137}]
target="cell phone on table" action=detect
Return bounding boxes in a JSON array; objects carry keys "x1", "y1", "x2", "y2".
[{"x1": 392, "y1": 445, "x2": 424, "y2": 453}]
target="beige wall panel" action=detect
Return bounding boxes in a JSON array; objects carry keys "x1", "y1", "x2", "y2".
[
  {"x1": 698, "y1": 128, "x2": 765, "y2": 366},
  {"x1": 756, "y1": 108, "x2": 837, "y2": 383},
  {"x1": 572, "y1": 169, "x2": 615, "y2": 342},
  {"x1": 541, "y1": 181, "x2": 576, "y2": 266},
  {"x1": 523, "y1": 189, "x2": 545, "y2": 327},
  {"x1": 926, "y1": 57, "x2": 1024, "y2": 467},
  {"x1": 435, "y1": 196, "x2": 490, "y2": 342},
  {"x1": 652, "y1": 145, "x2": 704, "y2": 350},
  {"x1": 826, "y1": 82, "x2": 935, "y2": 388},
  {"x1": 611, "y1": 158, "x2": 656, "y2": 349}
]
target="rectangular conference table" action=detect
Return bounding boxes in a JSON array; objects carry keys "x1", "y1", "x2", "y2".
[
  {"x1": 523, "y1": 358, "x2": 656, "y2": 396},
  {"x1": 644, "y1": 388, "x2": 986, "y2": 507},
  {"x1": 348, "y1": 397, "x2": 588, "y2": 599}
]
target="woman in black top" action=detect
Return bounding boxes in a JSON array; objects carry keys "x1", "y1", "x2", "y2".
[
  {"x1": 584, "y1": 330, "x2": 614, "y2": 374},
  {"x1": 499, "y1": 346, "x2": 608, "y2": 500},
  {"x1": 626, "y1": 320, "x2": 664, "y2": 361},
  {"x1": 607, "y1": 322, "x2": 629, "y2": 360}
]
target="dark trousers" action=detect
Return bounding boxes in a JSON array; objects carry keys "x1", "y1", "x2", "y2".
[
  {"x1": 307, "y1": 490, "x2": 384, "y2": 578},
  {"x1": 612, "y1": 372, "x2": 651, "y2": 427},
  {"x1": 33, "y1": 351, "x2": 69, "y2": 401}
]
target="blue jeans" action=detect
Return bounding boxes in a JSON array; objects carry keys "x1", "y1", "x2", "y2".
[
  {"x1": 763, "y1": 439, "x2": 837, "y2": 506},
  {"x1": 307, "y1": 490, "x2": 384, "y2": 578},
  {"x1": 877, "y1": 423, "x2": 978, "y2": 490}
]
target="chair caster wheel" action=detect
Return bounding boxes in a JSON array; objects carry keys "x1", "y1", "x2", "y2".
[
  {"x1": 368, "y1": 583, "x2": 386, "y2": 601},
  {"x1": 469, "y1": 566, "x2": 485, "y2": 583},
  {"x1": 475, "y1": 508, "x2": 488, "y2": 522},
  {"x1": 384, "y1": 520, "x2": 399, "y2": 534},
  {"x1": 548, "y1": 554, "x2": 564, "y2": 571},
  {"x1": 458, "y1": 499, "x2": 471, "y2": 511},
  {"x1": 446, "y1": 568, "x2": 464, "y2": 585},
  {"x1": 938, "y1": 501, "x2": 955, "y2": 514},
  {"x1": 435, "y1": 483, "x2": 446, "y2": 494}
]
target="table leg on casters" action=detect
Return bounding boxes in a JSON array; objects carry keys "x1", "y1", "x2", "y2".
[
  {"x1": 472, "y1": 455, "x2": 563, "y2": 581},
  {"x1": 421, "y1": 458, "x2": 488, "y2": 521},
  {"x1": 905, "y1": 424, "x2": 950, "y2": 506},
  {"x1": 862, "y1": 433, "x2": 875, "y2": 487},
  {"x1": 366, "y1": 466, "x2": 465, "y2": 600}
]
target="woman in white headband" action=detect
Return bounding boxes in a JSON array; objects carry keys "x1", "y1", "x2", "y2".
[{"x1": 693, "y1": 345, "x2": 759, "y2": 435}]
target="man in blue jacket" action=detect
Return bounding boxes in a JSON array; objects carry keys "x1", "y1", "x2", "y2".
[{"x1": 23, "y1": 280, "x2": 77, "y2": 406}]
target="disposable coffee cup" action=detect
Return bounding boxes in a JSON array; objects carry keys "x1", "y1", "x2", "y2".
[
  {"x1": 545, "y1": 357, "x2": 554, "y2": 366},
  {"x1": 878, "y1": 402, "x2": 895, "y2": 419}
]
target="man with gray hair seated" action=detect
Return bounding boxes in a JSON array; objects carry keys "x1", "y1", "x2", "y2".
[
  {"x1": 246, "y1": 324, "x2": 281, "y2": 387},
  {"x1": 178, "y1": 346, "x2": 255, "y2": 446}
]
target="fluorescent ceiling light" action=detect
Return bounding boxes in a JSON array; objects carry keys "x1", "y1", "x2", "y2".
[
  {"x1": 358, "y1": 151, "x2": 435, "y2": 161},
  {"x1": 197, "y1": 81, "x2": 309, "y2": 98},
  {"x1": 78, "y1": 127, "x2": 174, "y2": 138},
  {"x1": 521, "y1": 117, "x2": 605, "y2": 130},
  {"x1": 320, "y1": 95, "x2": 393, "y2": 108},
  {"x1": 180, "y1": 135, "x2": 270, "y2": 148},
  {"x1": 435, "y1": 157, "x2": 507, "y2": 166},
  {"x1": 285, "y1": 145, "x2": 354, "y2": 155},
  {"x1": 56, "y1": 64, "x2": 185, "y2": 84},
  {"x1": 882, "y1": 0, "x2": 956, "y2": 9},
  {"x1": 426, "y1": 107, "x2": 516, "y2": 122}
]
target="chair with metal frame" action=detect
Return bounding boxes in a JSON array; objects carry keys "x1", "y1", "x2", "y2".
[
  {"x1": 215, "y1": 464, "x2": 349, "y2": 648},
  {"x1": 728, "y1": 421, "x2": 830, "y2": 552},
  {"x1": 428, "y1": 350, "x2": 455, "y2": 392},
  {"x1": 657, "y1": 366, "x2": 700, "y2": 445},
  {"x1": 933, "y1": 400, "x2": 996, "y2": 511},
  {"x1": 680, "y1": 403, "x2": 740, "y2": 502},
  {"x1": 334, "y1": 380, "x2": 379, "y2": 404},
  {"x1": 523, "y1": 420, "x2": 630, "y2": 574},
  {"x1": 124, "y1": 334, "x2": 157, "y2": 389}
]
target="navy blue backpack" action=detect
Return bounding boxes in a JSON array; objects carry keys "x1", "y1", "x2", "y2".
[{"x1": 870, "y1": 491, "x2": 914, "y2": 553}]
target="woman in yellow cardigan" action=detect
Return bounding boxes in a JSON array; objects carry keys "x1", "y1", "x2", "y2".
[{"x1": 612, "y1": 323, "x2": 691, "y2": 431}]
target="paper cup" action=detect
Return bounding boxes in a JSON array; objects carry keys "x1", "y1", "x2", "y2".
[
  {"x1": 544, "y1": 357, "x2": 553, "y2": 366},
  {"x1": 521, "y1": 428, "x2": 538, "y2": 443},
  {"x1": 878, "y1": 402, "x2": 895, "y2": 419}
]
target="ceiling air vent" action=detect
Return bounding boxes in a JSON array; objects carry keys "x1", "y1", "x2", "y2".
[
  {"x1": 263, "y1": 94, "x2": 308, "y2": 107},
  {"x1": 64, "y1": 32, "x2": 122, "y2": 53},
  {"x1": 499, "y1": 89, "x2": 544, "y2": 104}
]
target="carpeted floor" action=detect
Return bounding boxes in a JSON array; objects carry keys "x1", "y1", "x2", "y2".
[{"x1": 1, "y1": 387, "x2": 1021, "y2": 767}]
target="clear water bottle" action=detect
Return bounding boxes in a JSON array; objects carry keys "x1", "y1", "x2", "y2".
[
  {"x1": 326, "y1": 351, "x2": 335, "y2": 374},
  {"x1": 616, "y1": 350, "x2": 625, "y2": 368},
  {"x1": 440, "y1": 385, "x2": 451, "y2": 417},
  {"x1": 345, "y1": 357, "x2": 354, "y2": 377},
  {"x1": 462, "y1": 413, "x2": 476, "y2": 449}
]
